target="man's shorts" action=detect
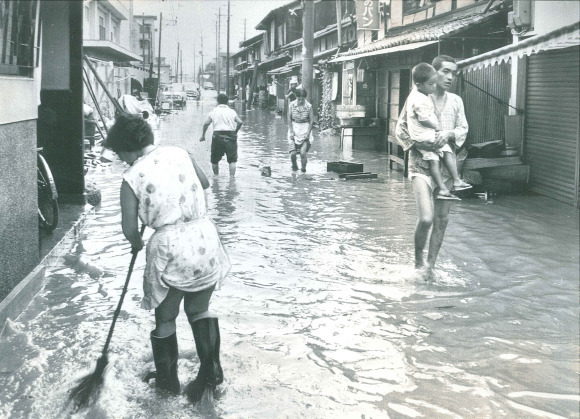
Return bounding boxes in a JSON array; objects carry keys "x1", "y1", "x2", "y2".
[{"x1": 211, "y1": 131, "x2": 238, "y2": 164}]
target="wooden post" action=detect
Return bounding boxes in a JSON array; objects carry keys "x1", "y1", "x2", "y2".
[
  {"x1": 226, "y1": 0, "x2": 230, "y2": 96},
  {"x1": 157, "y1": 12, "x2": 162, "y2": 85},
  {"x1": 336, "y1": 0, "x2": 342, "y2": 47},
  {"x1": 301, "y1": 0, "x2": 314, "y2": 96},
  {"x1": 248, "y1": 60, "x2": 259, "y2": 109}
]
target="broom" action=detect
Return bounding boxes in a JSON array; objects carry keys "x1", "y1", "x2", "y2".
[{"x1": 68, "y1": 225, "x2": 146, "y2": 412}]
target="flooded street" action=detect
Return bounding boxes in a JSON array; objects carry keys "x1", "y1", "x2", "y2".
[{"x1": 1, "y1": 92, "x2": 578, "y2": 418}]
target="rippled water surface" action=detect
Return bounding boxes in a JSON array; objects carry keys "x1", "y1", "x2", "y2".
[{"x1": 1, "y1": 95, "x2": 578, "y2": 418}]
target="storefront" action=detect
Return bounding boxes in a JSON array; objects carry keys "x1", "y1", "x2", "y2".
[
  {"x1": 459, "y1": 22, "x2": 580, "y2": 206},
  {"x1": 525, "y1": 46, "x2": 579, "y2": 205}
]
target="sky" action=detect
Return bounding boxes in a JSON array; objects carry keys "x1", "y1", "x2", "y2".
[{"x1": 133, "y1": 0, "x2": 290, "y2": 75}]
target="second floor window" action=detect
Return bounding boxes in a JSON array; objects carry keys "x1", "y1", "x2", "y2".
[
  {"x1": 0, "y1": 0, "x2": 39, "y2": 77},
  {"x1": 403, "y1": 0, "x2": 429, "y2": 16},
  {"x1": 99, "y1": 16, "x2": 106, "y2": 40}
]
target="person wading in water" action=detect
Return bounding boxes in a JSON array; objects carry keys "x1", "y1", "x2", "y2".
[
  {"x1": 104, "y1": 113, "x2": 231, "y2": 403},
  {"x1": 396, "y1": 55, "x2": 469, "y2": 269}
]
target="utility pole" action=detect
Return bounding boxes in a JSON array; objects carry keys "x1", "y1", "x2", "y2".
[
  {"x1": 336, "y1": 0, "x2": 342, "y2": 47},
  {"x1": 217, "y1": 7, "x2": 221, "y2": 92},
  {"x1": 142, "y1": 14, "x2": 146, "y2": 71},
  {"x1": 200, "y1": 35, "x2": 204, "y2": 85},
  {"x1": 149, "y1": 22, "x2": 154, "y2": 79},
  {"x1": 176, "y1": 42, "x2": 180, "y2": 83},
  {"x1": 180, "y1": 49, "x2": 183, "y2": 82},
  {"x1": 215, "y1": 20, "x2": 218, "y2": 90},
  {"x1": 157, "y1": 12, "x2": 162, "y2": 85},
  {"x1": 226, "y1": 1, "x2": 230, "y2": 96},
  {"x1": 301, "y1": 0, "x2": 314, "y2": 96},
  {"x1": 193, "y1": 41, "x2": 196, "y2": 83}
]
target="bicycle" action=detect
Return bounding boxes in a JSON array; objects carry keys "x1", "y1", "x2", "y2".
[{"x1": 37, "y1": 147, "x2": 59, "y2": 231}]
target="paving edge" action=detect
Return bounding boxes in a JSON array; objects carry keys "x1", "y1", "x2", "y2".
[{"x1": 0, "y1": 206, "x2": 96, "y2": 336}]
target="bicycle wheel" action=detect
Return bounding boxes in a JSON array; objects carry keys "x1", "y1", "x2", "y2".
[{"x1": 38, "y1": 154, "x2": 59, "y2": 231}]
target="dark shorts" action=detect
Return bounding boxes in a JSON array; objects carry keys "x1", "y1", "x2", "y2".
[{"x1": 211, "y1": 131, "x2": 238, "y2": 164}]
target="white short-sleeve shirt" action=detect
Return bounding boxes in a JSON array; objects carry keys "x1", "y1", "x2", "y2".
[{"x1": 209, "y1": 104, "x2": 238, "y2": 131}]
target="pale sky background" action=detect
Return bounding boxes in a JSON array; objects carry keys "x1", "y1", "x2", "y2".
[{"x1": 133, "y1": 0, "x2": 290, "y2": 75}]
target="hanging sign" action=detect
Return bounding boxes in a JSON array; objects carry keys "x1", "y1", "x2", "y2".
[{"x1": 356, "y1": 0, "x2": 380, "y2": 31}]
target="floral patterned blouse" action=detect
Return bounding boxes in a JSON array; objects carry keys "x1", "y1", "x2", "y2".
[{"x1": 123, "y1": 146, "x2": 205, "y2": 230}]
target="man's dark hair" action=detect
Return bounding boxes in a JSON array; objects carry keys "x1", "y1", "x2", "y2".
[
  {"x1": 104, "y1": 113, "x2": 154, "y2": 153},
  {"x1": 412, "y1": 62, "x2": 436, "y2": 84},
  {"x1": 432, "y1": 55, "x2": 457, "y2": 71},
  {"x1": 217, "y1": 93, "x2": 229, "y2": 104},
  {"x1": 295, "y1": 87, "x2": 307, "y2": 98}
]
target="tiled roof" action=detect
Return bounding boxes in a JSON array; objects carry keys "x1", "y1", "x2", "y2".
[
  {"x1": 337, "y1": 9, "x2": 503, "y2": 58},
  {"x1": 258, "y1": 52, "x2": 292, "y2": 69},
  {"x1": 256, "y1": 0, "x2": 300, "y2": 30}
]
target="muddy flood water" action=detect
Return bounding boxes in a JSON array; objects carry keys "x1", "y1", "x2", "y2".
[{"x1": 1, "y1": 97, "x2": 578, "y2": 418}]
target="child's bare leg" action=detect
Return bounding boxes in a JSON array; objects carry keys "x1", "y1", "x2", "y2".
[
  {"x1": 443, "y1": 152, "x2": 460, "y2": 182},
  {"x1": 443, "y1": 152, "x2": 471, "y2": 189},
  {"x1": 428, "y1": 159, "x2": 450, "y2": 193}
]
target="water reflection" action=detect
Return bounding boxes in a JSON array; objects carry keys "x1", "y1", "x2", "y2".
[{"x1": 209, "y1": 177, "x2": 239, "y2": 221}]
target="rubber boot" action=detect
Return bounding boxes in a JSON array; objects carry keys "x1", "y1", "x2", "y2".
[
  {"x1": 185, "y1": 318, "x2": 224, "y2": 403},
  {"x1": 149, "y1": 331, "x2": 180, "y2": 395}
]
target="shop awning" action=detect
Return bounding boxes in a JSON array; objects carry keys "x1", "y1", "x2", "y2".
[
  {"x1": 267, "y1": 65, "x2": 296, "y2": 76},
  {"x1": 328, "y1": 40, "x2": 438, "y2": 63},
  {"x1": 458, "y1": 21, "x2": 580, "y2": 71},
  {"x1": 258, "y1": 52, "x2": 292, "y2": 70}
]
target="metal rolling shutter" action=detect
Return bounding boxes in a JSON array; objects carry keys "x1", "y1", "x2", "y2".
[{"x1": 525, "y1": 47, "x2": 579, "y2": 206}]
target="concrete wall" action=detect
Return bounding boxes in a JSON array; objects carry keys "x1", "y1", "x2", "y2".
[
  {"x1": 530, "y1": 1, "x2": 580, "y2": 35},
  {"x1": 40, "y1": 1, "x2": 85, "y2": 198},
  {"x1": 0, "y1": 120, "x2": 39, "y2": 302},
  {"x1": 42, "y1": 1, "x2": 70, "y2": 90}
]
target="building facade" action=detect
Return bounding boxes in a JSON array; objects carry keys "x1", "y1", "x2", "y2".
[
  {"x1": 83, "y1": 0, "x2": 142, "y2": 120},
  {"x1": 458, "y1": 1, "x2": 580, "y2": 206},
  {"x1": 0, "y1": 0, "x2": 84, "y2": 316}
]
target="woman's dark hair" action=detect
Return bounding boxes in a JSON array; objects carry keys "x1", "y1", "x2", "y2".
[
  {"x1": 295, "y1": 87, "x2": 307, "y2": 98},
  {"x1": 104, "y1": 112, "x2": 154, "y2": 153}
]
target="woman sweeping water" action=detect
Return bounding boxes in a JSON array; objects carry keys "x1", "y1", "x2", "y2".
[{"x1": 104, "y1": 113, "x2": 231, "y2": 403}]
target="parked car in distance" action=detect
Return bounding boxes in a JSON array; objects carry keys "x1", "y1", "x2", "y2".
[
  {"x1": 184, "y1": 82, "x2": 201, "y2": 100},
  {"x1": 159, "y1": 83, "x2": 187, "y2": 110},
  {"x1": 203, "y1": 81, "x2": 215, "y2": 90}
]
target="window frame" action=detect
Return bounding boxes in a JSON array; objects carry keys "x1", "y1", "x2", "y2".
[
  {"x1": 402, "y1": 0, "x2": 430, "y2": 16},
  {"x1": 0, "y1": 0, "x2": 40, "y2": 77}
]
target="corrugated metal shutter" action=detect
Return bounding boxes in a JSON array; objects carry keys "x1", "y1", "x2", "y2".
[
  {"x1": 460, "y1": 61, "x2": 511, "y2": 145},
  {"x1": 525, "y1": 46, "x2": 579, "y2": 206}
]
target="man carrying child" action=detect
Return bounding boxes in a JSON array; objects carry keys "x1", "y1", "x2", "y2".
[
  {"x1": 396, "y1": 55, "x2": 470, "y2": 269},
  {"x1": 407, "y1": 62, "x2": 471, "y2": 200}
]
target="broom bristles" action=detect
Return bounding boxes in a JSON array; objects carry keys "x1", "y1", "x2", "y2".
[{"x1": 67, "y1": 354, "x2": 109, "y2": 412}]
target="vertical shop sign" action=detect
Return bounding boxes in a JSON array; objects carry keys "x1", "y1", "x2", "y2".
[{"x1": 356, "y1": 0, "x2": 380, "y2": 31}]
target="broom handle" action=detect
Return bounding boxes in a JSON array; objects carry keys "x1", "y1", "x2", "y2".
[{"x1": 101, "y1": 224, "x2": 146, "y2": 355}]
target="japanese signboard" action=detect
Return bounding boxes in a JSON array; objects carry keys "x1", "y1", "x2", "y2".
[{"x1": 356, "y1": 0, "x2": 380, "y2": 31}]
